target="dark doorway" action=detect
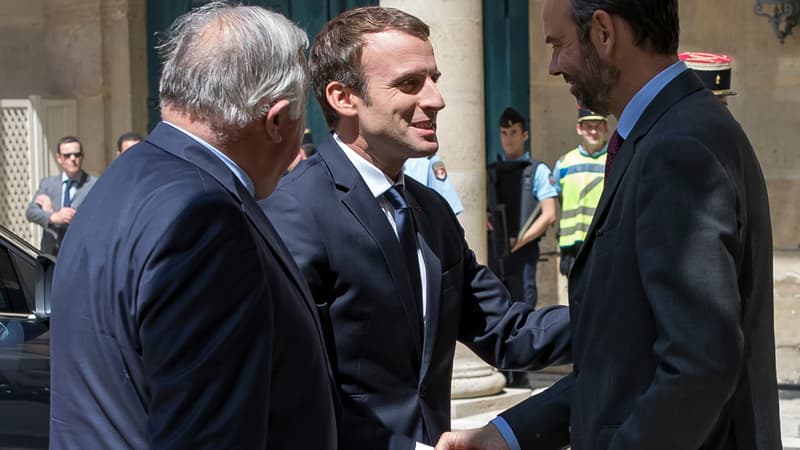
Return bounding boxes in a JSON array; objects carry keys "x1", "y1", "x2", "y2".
[{"x1": 483, "y1": 0, "x2": 530, "y2": 163}]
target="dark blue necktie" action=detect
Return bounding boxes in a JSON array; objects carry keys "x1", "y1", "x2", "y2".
[
  {"x1": 384, "y1": 185, "x2": 423, "y2": 319},
  {"x1": 63, "y1": 179, "x2": 76, "y2": 208}
]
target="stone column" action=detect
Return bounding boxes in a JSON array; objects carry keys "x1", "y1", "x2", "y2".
[
  {"x1": 775, "y1": 252, "x2": 800, "y2": 385},
  {"x1": 379, "y1": 0, "x2": 509, "y2": 402},
  {"x1": 45, "y1": 0, "x2": 106, "y2": 171},
  {"x1": 102, "y1": 0, "x2": 149, "y2": 161}
]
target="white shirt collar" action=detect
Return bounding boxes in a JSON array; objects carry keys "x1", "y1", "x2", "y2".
[
  {"x1": 163, "y1": 121, "x2": 256, "y2": 197},
  {"x1": 61, "y1": 172, "x2": 80, "y2": 183},
  {"x1": 333, "y1": 133, "x2": 405, "y2": 198}
]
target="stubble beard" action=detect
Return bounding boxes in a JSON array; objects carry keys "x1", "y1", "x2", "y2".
[{"x1": 571, "y1": 38, "x2": 620, "y2": 115}]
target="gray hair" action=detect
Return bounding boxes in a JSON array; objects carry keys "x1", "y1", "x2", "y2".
[{"x1": 158, "y1": 2, "x2": 309, "y2": 131}]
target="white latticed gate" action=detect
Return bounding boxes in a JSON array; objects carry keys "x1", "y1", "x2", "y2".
[{"x1": 0, "y1": 97, "x2": 77, "y2": 248}]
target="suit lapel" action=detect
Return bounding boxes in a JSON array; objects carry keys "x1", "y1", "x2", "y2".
[
  {"x1": 239, "y1": 186, "x2": 320, "y2": 315},
  {"x1": 318, "y1": 137, "x2": 424, "y2": 358},
  {"x1": 70, "y1": 171, "x2": 91, "y2": 208},
  {"x1": 407, "y1": 185, "x2": 442, "y2": 376},
  {"x1": 572, "y1": 69, "x2": 705, "y2": 272},
  {"x1": 48, "y1": 177, "x2": 64, "y2": 210}
]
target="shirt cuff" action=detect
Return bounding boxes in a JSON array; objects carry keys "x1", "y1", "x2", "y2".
[
  {"x1": 491, "y1": 416, "x2": 522, "y2": 450},
  {"x1": 415, "y1": 441, "x2": 434, "y2": 450}
]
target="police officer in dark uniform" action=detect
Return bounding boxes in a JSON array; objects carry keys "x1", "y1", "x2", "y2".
[{"x1": 487, "y1": 107, "x2": 558, "y2": 309}]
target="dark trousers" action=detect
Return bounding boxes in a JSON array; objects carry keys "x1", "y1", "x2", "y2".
[{"x1": 503, "y1": 242, "x2": 540, "y2": 308}]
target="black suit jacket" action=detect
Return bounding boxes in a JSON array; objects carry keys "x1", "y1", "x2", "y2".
[
  {"x1": 500, "y1": 69, "x2": 781, "y2": 450},
  {"x1": 261, "y1": 136, "x2": 571, "y2": 450},
  {"x1": 49, "y1": 123, "x2": 339, "y2": 449}
]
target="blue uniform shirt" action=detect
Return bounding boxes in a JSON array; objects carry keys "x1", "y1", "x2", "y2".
[{"x1": 403, "y1": 155, "x2": 464, "y2": 215}]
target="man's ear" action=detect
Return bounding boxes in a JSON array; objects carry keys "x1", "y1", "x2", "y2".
[
  {"x1": 264, "y1": 99, "x2": 292, "y2": 143},
  {"x1": 325, "y1": 81, "x2": 359, "y2": 119},
  {"x1": 590, "y1": 9, "x2": 616, "y2": 57},
  {"x1": 576, "y1": 123, "x2": 583, "y2": 136},
  {"x1": 523, "y1": 130, "x2": 530, "y2": 143}
]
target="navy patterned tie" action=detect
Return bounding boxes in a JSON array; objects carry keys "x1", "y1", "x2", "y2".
[
  {"x1": 63, "y1": 179, "x2": 76, "y2": 208},
  {"x1": 604, "y1": 130, "x2": 624, "y2": 185},
  {"x1": 384, "y1": 185, "x2": 423, "y2": 319}
]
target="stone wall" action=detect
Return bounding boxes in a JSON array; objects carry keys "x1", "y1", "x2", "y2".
[
  {"x1": 0, "y1": 1, "x2": 48, "y2": 100},
  {"x1": 775, "y1": 252, "x2": 800, "y2": 384},
  {"x1": 0, "y1": 0, "x2": 148, "y2": 174}
]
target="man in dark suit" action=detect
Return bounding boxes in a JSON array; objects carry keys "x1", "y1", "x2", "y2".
[
  {"x1": 49, "y1": 4, "x2": 338, "y2": 449},
  {"x1": 25, "y1": 136, "x2": 97, "y2": 255},
  {"x1": 435, "y1": 0, "x2": 781, "y2": 449},
  {"x1": 260, "y1": 7, "x2": 571, "y2": 450}
]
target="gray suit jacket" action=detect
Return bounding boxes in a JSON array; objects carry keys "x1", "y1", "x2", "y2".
[{"x1": 25, "y1": 170, "x2": 97, "y2": 255}]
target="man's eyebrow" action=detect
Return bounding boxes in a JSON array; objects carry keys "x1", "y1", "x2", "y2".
[{"x1": 393, "y1": 68, "x2": 441, "y2": 80}]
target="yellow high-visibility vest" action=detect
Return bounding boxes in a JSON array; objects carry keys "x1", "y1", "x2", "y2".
[{"x1": 557, "y1": 147, "x2": 606, "y2": 248}]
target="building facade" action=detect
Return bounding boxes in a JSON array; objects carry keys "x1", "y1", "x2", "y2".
[{"x1": 0, "y1": 0, "x2": 798, "y2": 382}]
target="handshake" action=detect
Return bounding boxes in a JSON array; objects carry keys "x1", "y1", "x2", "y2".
[{"x1": 432, "y1": 424, "x2": 510, "y2": 450}]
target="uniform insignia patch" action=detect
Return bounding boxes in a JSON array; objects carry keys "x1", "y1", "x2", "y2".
[{"x1": 432, "y1": 160, "x2": 447, "y2": 180}]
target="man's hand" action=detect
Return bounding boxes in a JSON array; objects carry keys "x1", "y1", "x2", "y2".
[
  {"x1": 434, "y1": 424, "x2": 510, "y2": 450},
  {"x1": 35, "y1": 194, "x2": 54, "y2": 213},
  {"x1": 49, "y1": 207, "x2": 77, "y2": 225}
]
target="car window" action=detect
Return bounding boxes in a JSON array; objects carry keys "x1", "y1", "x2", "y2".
[
  {"x1": 0, "y1": 247, "x2": 27, "y2": 314},
  {"x1": 10, "y1": 251, "x2": 35, "y2": 313}
]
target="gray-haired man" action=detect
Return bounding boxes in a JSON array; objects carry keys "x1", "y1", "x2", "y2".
[{"x1": 48, "y1": 3, "x2": 338, "y2": 449}]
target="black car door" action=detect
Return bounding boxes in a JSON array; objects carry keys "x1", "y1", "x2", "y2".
[{"x1": 0, "y1": 233, "x2": 49, "y2": 449}]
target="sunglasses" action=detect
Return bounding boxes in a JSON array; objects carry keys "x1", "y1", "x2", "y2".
[{"x1": 60, "y1": 152, "x2": 84, "y2": 159}]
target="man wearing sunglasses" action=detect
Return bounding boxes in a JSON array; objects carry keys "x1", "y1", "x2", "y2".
[{"x1": 25, "y1": 135, "x2": 97, "y2": 255}]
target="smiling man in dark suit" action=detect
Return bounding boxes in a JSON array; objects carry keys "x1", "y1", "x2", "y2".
[
  {"x1": 436, "y1": 0, "x2": 781, "y2": 449},
  {"x1": 49, "y1": 3, "x2": 338, "y2": 449},
  {"x1": 261, "y1": 6, "x2": 571, "y2": 450}
]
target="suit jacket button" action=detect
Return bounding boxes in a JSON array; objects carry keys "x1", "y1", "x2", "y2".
[{"x1": 419, "y1": 384, "x2": 427, "y2": 398}]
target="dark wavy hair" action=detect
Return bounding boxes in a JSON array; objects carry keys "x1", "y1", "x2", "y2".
[
  {"x1": 571, "y1": 0, "x2": 679, "y2": 55},
  {"x1": 309, "y1": 6, "x2": 430, "y2": 128}
]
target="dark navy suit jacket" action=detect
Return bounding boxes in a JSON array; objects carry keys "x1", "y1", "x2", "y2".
[
  {"x1": 500, "y1": 69, "x2": 781, "y2": 450},
  {"x1": 49, "y1": 123, "x2": 339, "y2": 449},
  {"x1": 261, "y1": 135, "x2": 571, "y2": 450}
]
